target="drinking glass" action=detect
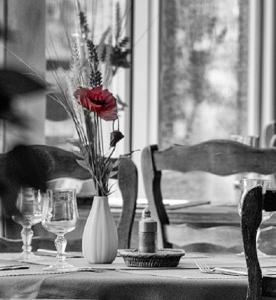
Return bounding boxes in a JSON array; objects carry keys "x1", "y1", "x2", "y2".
[
  {"x1": 230, "y1": 135, "x2": 260, "y2": 203},
  {"x1": 12, "y1": 187, "x2": 43, "y2": 260},
  {"x1": 238, "y1": 178, "x2": 272, "y2": 256},
  {"x1": 41, "y1": 188, "x2": 78, "y2": 271}
]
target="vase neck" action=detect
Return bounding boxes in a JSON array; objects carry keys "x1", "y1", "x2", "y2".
[
  {"x1": 91, "y1": 195, "x2": 110, "y2": 211},
  {"x1": 93, "y1": 196, "x2": 108, "y2": 201}
]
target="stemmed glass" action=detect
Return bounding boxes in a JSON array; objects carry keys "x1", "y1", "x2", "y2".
[
  {"x1": 230, "y1": 135, "x2": 260, "y2": 203},
  {"x1": 238, "y1": 178, "x2": 272, "y2": 256},
  {"x1": 12, "y1": 187, "x2": 43, "y2": 260},
  {"x1": 41, "y1": 188, "x2": 78, "y2": 271}
]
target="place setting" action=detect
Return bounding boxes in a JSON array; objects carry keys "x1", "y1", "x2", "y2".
[
  {"x1": 1, "y1": 186, "x2": 130, "y2": 277},
  {"x1": 1, "y1": 186, "x2": 85, "y2": 275}
]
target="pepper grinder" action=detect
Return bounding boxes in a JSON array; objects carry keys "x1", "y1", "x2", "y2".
[{"x1": 138, "y1": 207, "x2": 157, "y2": 253}]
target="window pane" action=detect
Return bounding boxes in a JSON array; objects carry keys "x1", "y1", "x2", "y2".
[
  {"x1": 159, "y1": 0, "x2": 249, "y2": 202},
  {"x1": 45, "y1": 0, "x2": 131, "y2": 155},
  {"x1": 45, "y1": 0, "x2": 132, "y2": 200}
]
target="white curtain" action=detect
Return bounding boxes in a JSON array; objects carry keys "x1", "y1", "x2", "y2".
[
  {"x1": 261, "y1": 0, "x2": 276, "y2": 131},
  {"x1": 248, "y1": 0, "x2": 276, "y2": 144}
]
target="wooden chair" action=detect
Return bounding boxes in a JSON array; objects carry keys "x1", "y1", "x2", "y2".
[
  {"x1": 141, "y1": 140, "x2": 276, "y2": 253},
  {"x1": 240, "y1": 126, "x2": 276, "y2": 300},
  {"x1": 0, "y1": 144, "x2": 138, "y2": 251},
  {"x1": 242, "y1": 186, "x2": 276, "y2": 300}
]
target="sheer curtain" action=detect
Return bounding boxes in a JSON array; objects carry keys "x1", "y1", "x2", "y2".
[{"x1": 248, "y1": 0, "x2": 276, "y2": 141}]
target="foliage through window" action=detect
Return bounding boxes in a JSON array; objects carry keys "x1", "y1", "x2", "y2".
[{"x1": 159, "y1": 0, "x2": 249, "y2": 203}]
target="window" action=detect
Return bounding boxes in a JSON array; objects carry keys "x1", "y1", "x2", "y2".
[
  {"x1": 159, "y1": 0, "x2": 248, "y2": 147},
  {"x1": 1, "y1": 0, "x2": 275, "y2": 206},
  {"x1": 45, "y1": 0, "x2": 132, "y2": 200},
  {"x1": 131, "y1": 0, "x2": 276, "y2": 205},
  {"x1": 0, "y1": 1, "x2": 133, "y2": 237},
  {"x1": 45, "y1": 0, "x2": 132, "y2": 158},
  {"x1": 158, "y1": 0, "x2": 249, "y2": 203}
]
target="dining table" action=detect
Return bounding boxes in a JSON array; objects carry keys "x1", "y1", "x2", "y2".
[{"x1": 0, "y1": 251, "x2": 263, "y2": 300}]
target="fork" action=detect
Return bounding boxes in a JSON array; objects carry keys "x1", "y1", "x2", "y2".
[{"x1": 195, "y1": 261, "x2": 247, "y2": 276}]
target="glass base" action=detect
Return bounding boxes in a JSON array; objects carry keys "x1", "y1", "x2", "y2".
[
  {"x1": 17, "y1": 251, "x2": 38, "y2": 261},
  {"x1": 43, "y1": 261, "x2": 78, "y2": 272}
]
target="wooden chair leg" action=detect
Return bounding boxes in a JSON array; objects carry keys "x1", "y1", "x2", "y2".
[{"x1": 241, "y1": 186, "x2": 263, "y2": 300}]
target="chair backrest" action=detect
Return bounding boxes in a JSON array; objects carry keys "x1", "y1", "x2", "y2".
[
  {"x1": 1, "y1": 144, "x2": 138, "y2": 250},
  {"x1": 141, "y1": 139, "x2": 276, "y2": 248},
  {"x1": 263, "y1": 121, "x2": 276, "y2": 147}
]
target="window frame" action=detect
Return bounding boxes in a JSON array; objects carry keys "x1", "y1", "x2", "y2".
[
  {"x1": 131, "y1": 0, "x2": 159, "y2": 198},
  {"x1": 1, "y1": 0, "x2": 276, "y2": 201}
]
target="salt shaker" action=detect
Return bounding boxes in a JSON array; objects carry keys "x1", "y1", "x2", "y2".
[{"x1": 138, "y1": 207, "x2": 157, "y2": 253}]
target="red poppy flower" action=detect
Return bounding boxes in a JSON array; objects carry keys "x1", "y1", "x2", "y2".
[{"x1": 74, "y1": 86, "x2": 118, "y2": 121}]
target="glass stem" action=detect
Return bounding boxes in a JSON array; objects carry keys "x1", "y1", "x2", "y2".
[
  {"x1": 21, "y1": 225, "x2": 33, "y2": 255},
  {"x1": 55, "y1": 235, "x2": 67, "y2": 263}
]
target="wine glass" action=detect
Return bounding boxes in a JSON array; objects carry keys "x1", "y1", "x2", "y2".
[
  {"x1": 41, "y1": 188, "x2": 78, "y2": 271},
  {"x1": 12, "y1": 187, "x2": 43, "y2": 260},
  {"x1": 230, "y1": 135, "x2": 260, "y2": 203},
  {"x1": 238, "y1": 177, "x2": 272, "y2": 256}
]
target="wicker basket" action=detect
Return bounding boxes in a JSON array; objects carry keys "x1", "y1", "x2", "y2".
[{"x1": 119, "y1": 249, "x2": 185, "y2": 268}]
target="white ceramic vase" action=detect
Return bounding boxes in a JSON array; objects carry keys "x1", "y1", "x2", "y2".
[{"x1": 82, "y1": 196, "x2": 118, "y2": 263}]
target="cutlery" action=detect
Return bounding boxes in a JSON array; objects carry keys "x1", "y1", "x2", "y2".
[
  {"x1": 0, "y1": 265, "x2": 29, "y2": 271},
  {"x1": 195, "y1": 261, "x2": 247, "y2": 276},
  {"x1": 36, "y1": 249, "x2": 83, "y2": 258}
]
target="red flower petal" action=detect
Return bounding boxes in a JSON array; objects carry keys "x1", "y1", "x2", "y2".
[{"x1": 74, "y1": 86, "x2": 118, "y2": 121}]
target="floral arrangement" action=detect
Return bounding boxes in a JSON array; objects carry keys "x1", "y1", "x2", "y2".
[{"x1": 50, "y1": 1, "x2": 128, "y2": 196}]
